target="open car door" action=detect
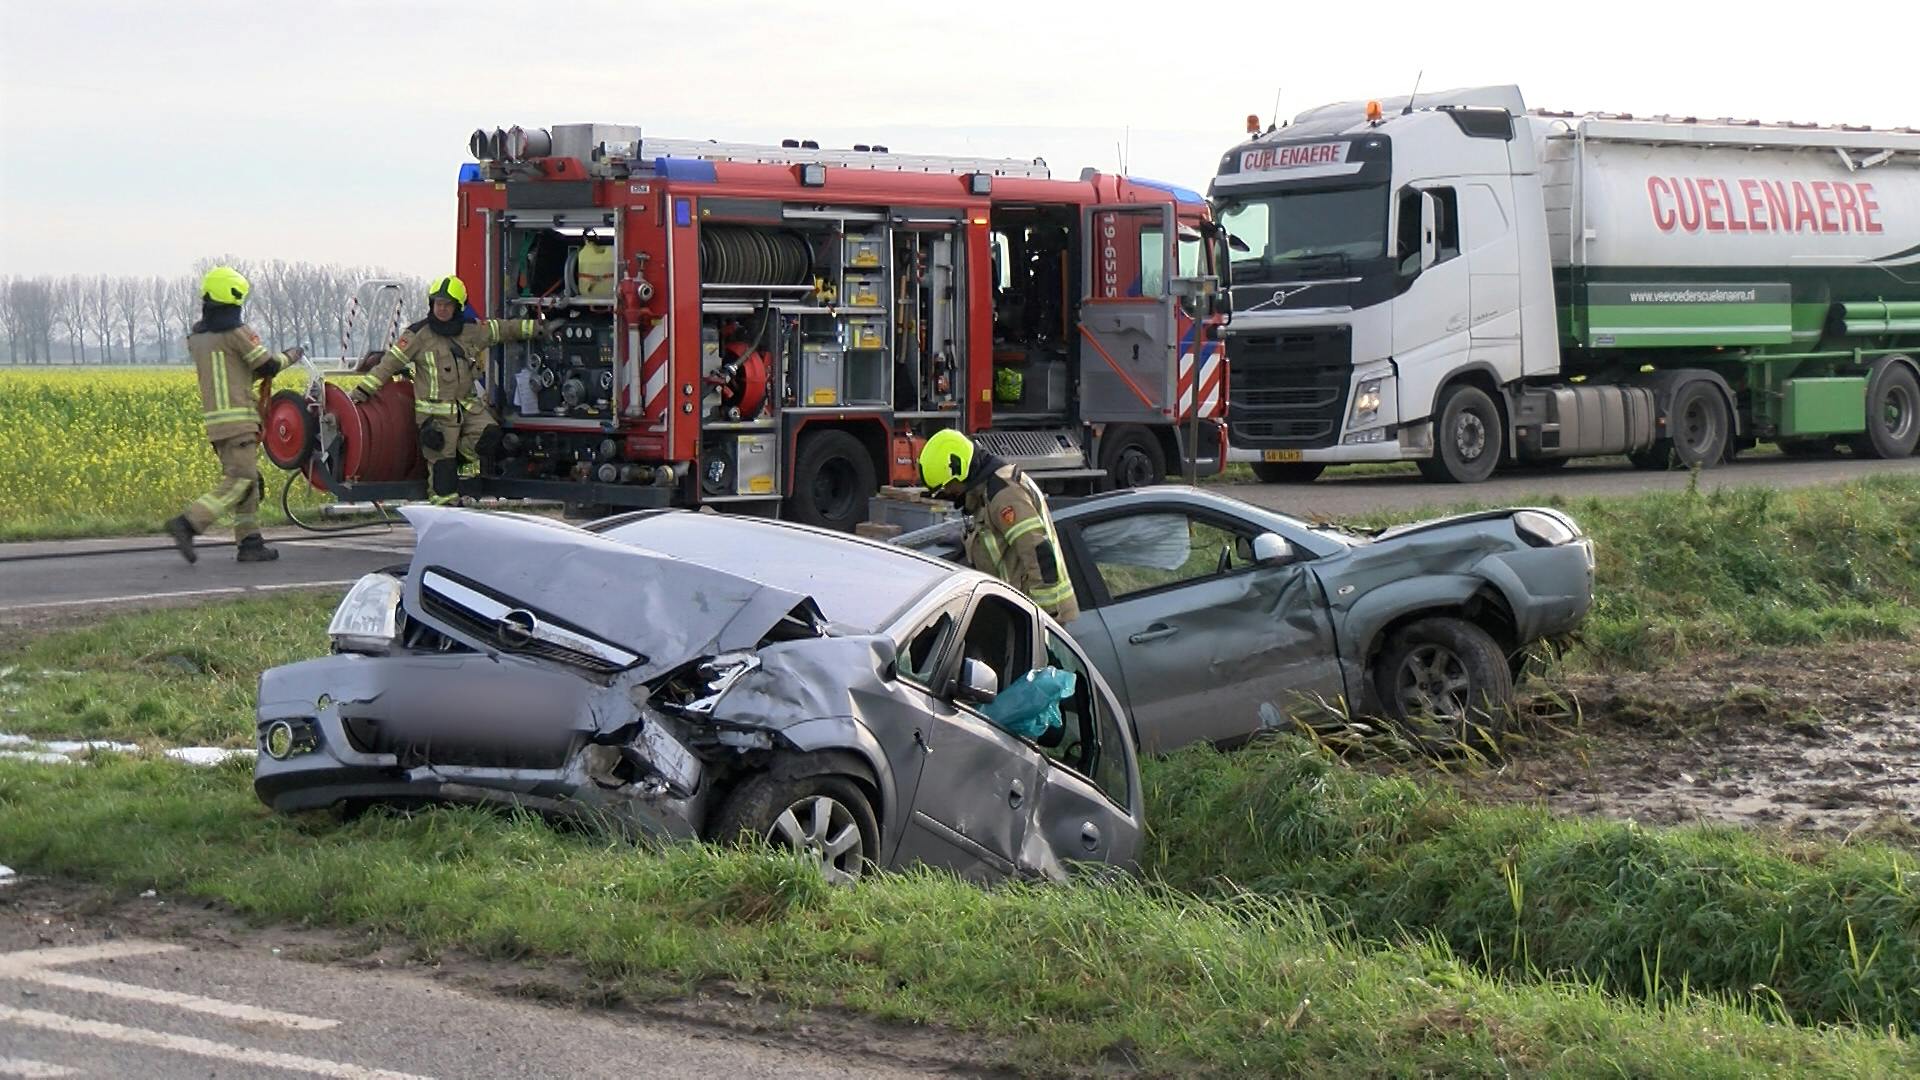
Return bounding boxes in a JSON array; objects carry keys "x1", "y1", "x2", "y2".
[{"x1": 1079, "y1": 203, "x2": 1177, "y2": 424}]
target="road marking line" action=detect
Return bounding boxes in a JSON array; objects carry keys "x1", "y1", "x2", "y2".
[
  {"x1": 0, "y1": 580, "x2": 356, "y2": 613},
  {"x1": 0, "y1": 1058, "x2": 78, "y2": 1078},
  {"x1": 0, "y1": 942, "x2": 338, "y2": 1031},
  {"x1": 0, "y1": 1006, "x2": 434, "y2": 1080}
]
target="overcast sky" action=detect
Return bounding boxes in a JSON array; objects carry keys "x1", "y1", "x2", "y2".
[{"x1": 3, "y1": 0, "x2": 1915, "y2": 278}]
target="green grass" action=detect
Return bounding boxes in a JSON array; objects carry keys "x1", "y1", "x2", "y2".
[
  {"x1": 1, "y1": 755, "x2": 1914, "y2": 1078},
  {"x1": 1311, "y1": 474, "x2": 1920, "y2": 669},
  {"x1": 1145, "y1": 740, "x2": 1920, "y2": 1034},
  {"x1": 0, "y1": 594, "x2": 338, "y2": 746},
  {"x1": 5, "y1": 595, "x2": 1920, "y2": 1041}
]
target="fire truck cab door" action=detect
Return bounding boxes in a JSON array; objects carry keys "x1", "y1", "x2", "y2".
[{"x1": 1079, "y1": 204, "x2": 1177, "y2": 423}]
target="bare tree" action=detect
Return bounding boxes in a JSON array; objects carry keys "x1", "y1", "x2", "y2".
[
  {"x1": 114, "y1": 276, "x2": 146, "y2": 364},
  {"x1": 11, "y1": 279, "x2": 58, "y2": 363},
  {"x1": 52, "y1": 277, "x2": 86, "y2": 362},
  {"x1": 83, "y1": 275, "x2": 117, "y2": 363}
]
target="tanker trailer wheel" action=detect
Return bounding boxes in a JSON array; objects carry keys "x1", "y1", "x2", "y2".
[
  {"x1": 786, "y1": 429, "x2": 876, "y2": 531},
  {"x1": 1416, "y1": 384, "x2": 1502, "y2": 484},
  {"x1": 1850, "y1": 357, "x2": 1920, "y2": 460}
]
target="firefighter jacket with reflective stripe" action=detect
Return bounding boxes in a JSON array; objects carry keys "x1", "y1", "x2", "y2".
[
  {"x1": 962, "y1": 456, "x2": 1080, "y2": 623},
  {"x1": 357, "y1": 318, "x2": 537, "y2": 418},
  {"x1": 189, "y1": 325, "x2": 286, "y2": 441}
]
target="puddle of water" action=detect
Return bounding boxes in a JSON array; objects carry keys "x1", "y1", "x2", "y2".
[
  {"x1": 0, "y1": 732, "x2": 251, "y2": 770},
  {"x1": 165, "y1": 747, "x2": 257, "y2": 766}
]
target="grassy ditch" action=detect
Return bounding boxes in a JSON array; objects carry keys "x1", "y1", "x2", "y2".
[
  {"x1": 1, "y1": 755, "x2": 1915, "y2": 1078},
  {"x1": 0, "y1": 594, "x2": 337, "y2": 746},
  {"x1": 1332, "y1": 474, "x2": 1920, "y2": 669},
  {"x1": 1144, "y1": 740, "x2": 1920, "y2": 1034}
]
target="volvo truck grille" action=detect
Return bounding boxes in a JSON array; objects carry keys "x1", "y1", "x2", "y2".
[{"x1": 1224, "y1": 326, "x2": 1352, "y2": 450}]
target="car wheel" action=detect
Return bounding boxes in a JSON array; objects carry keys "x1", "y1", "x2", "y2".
[
  {"x1": 785, "y1": 429, "x2": 876, "y2": 531},
  {"x1": 710, "y1": 772, "x2": 878, "y2": 885},
  {"x1": 1250, "y1": 461, "x2": 1326, "y2": 483},
  {"x1": 1850, "y1": 357, "x2": 1920, "y2": 460},
  {"x1": 1373, "y1": 617, "x2": 1515, "y2": 752},
  {"x1": 1416, "y1": 384, "x2": 1502, "y2": 484},
  {"x1": 1100, "y1": 425, "x2": 1166, "y2": 489}
]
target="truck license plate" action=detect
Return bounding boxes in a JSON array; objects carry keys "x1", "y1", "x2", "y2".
[{"x1": 1262, "y1": 450, "x2": 1302, "y2": 463}]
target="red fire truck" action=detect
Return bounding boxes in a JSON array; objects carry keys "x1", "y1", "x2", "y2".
[{"x1": 273, "y1": 124, "x2": 1228, "y2": 528}]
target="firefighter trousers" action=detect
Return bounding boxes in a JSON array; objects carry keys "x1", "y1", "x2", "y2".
[
  {"x1": 421, "y1": 401, "x2": 499, "y2": 505},
  {"x1": 182, "y1": 433, "x2": 263, "y2": 541}
]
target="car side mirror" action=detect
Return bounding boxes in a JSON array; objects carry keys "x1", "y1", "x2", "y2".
[
  {"x1": 954, "y1": 658, "x2": 1000, "y2": 705},
  {"x1": 1252, "y1": 532, "x2": 1295, "y2": 565}
]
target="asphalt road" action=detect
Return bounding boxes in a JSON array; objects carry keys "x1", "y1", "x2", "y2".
[
  {"x1": 0, "y1": 455, "x2": 1913, "y2": 623},
  {"x1": 1218, "y1": 454, "x2": 1920, "y2": 519},
  {"x1": 0, "y1": 897, "x2": 932, "y2": 1079},
  {"x1": 0, "y1": 530, "x2": 414, "y2": 628}
]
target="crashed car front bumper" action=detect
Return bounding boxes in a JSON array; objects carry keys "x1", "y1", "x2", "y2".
[{"x1": 253, "y1": 652, "x2": 705, "y2": 839}]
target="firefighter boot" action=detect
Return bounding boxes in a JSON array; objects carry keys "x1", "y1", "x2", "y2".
[
  {"x1": 235, "y1": 533, "x2": 280, "y2": 563},
  {"x1": 165, "y1": 515, "x2": 199, "y2": 564}
]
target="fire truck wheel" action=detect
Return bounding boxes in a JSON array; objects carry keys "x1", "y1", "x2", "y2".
[
  {"x1": 1099, "y1": 426, "x2": 1166, "y2": 489},
  {"x1": 787, "y1": 429, "x2": 876, "y2": 532},
  {"x1": 1850, "y1": 357, "x2": 1919, "y2": 460}
]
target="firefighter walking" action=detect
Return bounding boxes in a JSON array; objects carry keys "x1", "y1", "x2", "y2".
[
  {"x1": 349, "y1": 275, "x2": 546, "y2": 504},
  {"x1": 919, "y1": 428, "x2": 1079, "y2": 622},
  {"x1": 165, "y1": 267, "x2": 302, "y2": 564}
]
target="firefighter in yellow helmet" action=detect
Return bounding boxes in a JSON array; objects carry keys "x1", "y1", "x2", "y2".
[
  {"x1": 164, "y1": 266, "x2": 304, "y2": 564},
  {"x1": 920, "y1": 429, "x2": 1079, "y2": 623},
  {"x1": 348, "y1": 275, "x2": 549, "y2": 504}
]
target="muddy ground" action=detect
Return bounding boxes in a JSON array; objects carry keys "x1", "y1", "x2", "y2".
[{"x1": 1425, "y1": 640, "x2": 1920, "y2": 844}]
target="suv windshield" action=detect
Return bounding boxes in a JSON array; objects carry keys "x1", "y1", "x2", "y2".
[{"x1": 1217, "y1": 184, "x2": 1388, "y2": 288}]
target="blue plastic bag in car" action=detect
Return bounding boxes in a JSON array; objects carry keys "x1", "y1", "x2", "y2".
[{"x1": 980, "y1": 667, "x2": 1076, "y2": 740}]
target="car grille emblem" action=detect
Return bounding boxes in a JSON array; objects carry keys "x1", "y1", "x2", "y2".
[{"x1": 497, "y1": 608, "x2": 537, "y2": 647}]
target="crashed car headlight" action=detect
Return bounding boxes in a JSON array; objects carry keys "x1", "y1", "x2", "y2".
[
  {"x1": 672, "y1": 652, "x2": 762, "y2": 717},
  {"x1": 1513, "y1": 509, "x2": 1580, "y2": 548},
  {"x1": 328, "y1": 573, "x2": 403, "y2": 654}
]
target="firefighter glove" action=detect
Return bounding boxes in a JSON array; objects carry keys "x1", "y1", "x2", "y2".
[{"x1": 418, "y1": 421, "x2": 446, "y2": 453}]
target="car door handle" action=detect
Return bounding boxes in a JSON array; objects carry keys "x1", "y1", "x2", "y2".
[
  {"x1": 1008, "y1": 778, "x2": 1025, "y2": 809},
  {"x1": 1080, "y1": 822, "x2": 1101, "y2": 851},
  {"x1": 1128, "y1": 624, "x2": 1179, "y2": 644}
]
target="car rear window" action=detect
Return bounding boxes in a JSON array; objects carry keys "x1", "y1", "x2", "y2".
[{"x1": 597, "y1": 513, "x2": 948, "y2": 631}]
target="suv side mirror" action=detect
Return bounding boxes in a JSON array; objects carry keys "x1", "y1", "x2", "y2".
[
  {"x1": 954, "y1": 658, "x2": 1000, "y2": 705},
  {"x1": 1252, "y1": 532, "x2": 1295, "y2": 565}
]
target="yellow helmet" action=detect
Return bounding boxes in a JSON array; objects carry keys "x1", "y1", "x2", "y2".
[
  {"x1": 428, "y1": 275, "x2": 468, "y2": 306},
  {"x1": 919, "y1": 428, "x2": 975, "y2": 492},
  {"x1": 201, "y1": 266, "x2": 250, "y2": 306}
]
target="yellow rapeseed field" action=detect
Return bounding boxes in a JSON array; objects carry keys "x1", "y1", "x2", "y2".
[{"x1": 0, "y1": 368, "x2": 328, "y2": 540}]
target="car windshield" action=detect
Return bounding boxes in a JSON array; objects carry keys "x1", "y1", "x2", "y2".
[
  {"x1": 1217, "y1": 184, "x2": 1388, "y2": 290},
  {"x1": 596, "y1": 514, "x2": 948, "y2": 632}
]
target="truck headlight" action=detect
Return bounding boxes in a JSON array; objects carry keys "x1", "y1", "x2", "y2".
[
  {"x1": 1352, "y1": 379, "x2": 1383, "y2": 423},
  {"x1": 328, "y1": 573, "x2": 402, "y2": 654}
]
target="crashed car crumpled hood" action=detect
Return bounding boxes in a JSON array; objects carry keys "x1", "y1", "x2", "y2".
[{"x1": 401, "y1": 506, "x2": 824, "y2": 682}]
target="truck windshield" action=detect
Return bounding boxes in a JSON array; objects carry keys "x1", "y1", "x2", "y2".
[{"x1": 1216, "y1": 185, "x2": 1388, "y2": 285}]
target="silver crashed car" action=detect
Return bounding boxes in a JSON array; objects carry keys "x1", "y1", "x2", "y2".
[
  {"x1": 254, "y1": 507, "x2": 1141, "y2": 883},
  {"x1": 897, "y1": 486, "x2": 1595, "y2": 752}
]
